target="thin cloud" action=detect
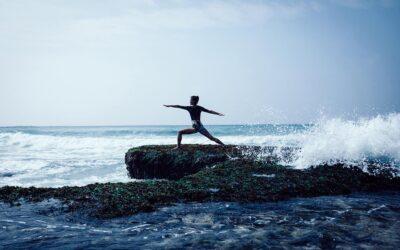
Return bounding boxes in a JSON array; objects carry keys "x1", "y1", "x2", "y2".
[
  {"x1": 0, "y1": 0, "x2": 322, "y2": 47},
  {"x1": 0, "y1": 0, "x2": 397, "y2": 47},
  {"x1": 330, "y1": 0, "x2": 397, "y2": 9},
  {"x1": 57, "y1": 1, "x2": 323, "y2": 47},
  {"x1": 62, "y1": 0, "x2": 320, "y2": 36}
]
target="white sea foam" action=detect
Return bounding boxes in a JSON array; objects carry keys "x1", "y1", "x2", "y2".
[
  {"x1": 0, "y1": 113, "x2": 398, "y2": 187},
  {"x1": 291, "y1": 113, "x2": 400, "y2": 168}
]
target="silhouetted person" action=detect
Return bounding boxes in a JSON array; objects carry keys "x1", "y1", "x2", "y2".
[{"x1": 164, "y1": 96, "x2": 225, "y2": 149}]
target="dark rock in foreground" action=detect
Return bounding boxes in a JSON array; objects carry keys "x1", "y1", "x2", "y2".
[{"x1": 1, "y1": 145, "x2": 399, "y2": 218}]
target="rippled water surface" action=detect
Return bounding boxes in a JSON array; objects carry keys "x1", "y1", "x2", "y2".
[{"x1": 1, "y1": 193, "x2": 399, "y2": 249}]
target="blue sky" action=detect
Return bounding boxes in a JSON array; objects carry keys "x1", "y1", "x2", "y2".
[{"x1": 0, "y1": 0, "x2": 399, "y2": 125}]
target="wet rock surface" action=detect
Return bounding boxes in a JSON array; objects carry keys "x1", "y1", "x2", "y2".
[
  {"x1": 125, "y1": 145, "x2": 239, "y2": 180},
  {"x1": 1, "y1": 145, "x2": 399, "y2": 218},
  {"x1": 124, "y1": 144, "x2": 292, "y2": 180}
]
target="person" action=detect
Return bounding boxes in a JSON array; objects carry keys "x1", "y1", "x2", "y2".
[{"x1": 164, "y1": 96, "x2": 225, "y2": 149}]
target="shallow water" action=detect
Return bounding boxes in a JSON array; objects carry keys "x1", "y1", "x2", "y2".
[{"x1": 1, "y1": 193, "x2": 399, "y2": 249}]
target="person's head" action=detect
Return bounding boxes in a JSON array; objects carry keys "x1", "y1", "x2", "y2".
[{"x1": 190, "y1": 95, "x2": 199, "y2": 105}]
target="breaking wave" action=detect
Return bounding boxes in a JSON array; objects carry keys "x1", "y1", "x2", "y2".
[{"x1": 291, "y1": 113, "x2": 400, "y2": 168}]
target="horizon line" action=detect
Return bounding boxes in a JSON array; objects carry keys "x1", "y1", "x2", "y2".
[{"x1": 0, "y1": 123, "x2": 314, "y2": 128}]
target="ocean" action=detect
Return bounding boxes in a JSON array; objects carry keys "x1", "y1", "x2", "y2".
[
  {"x1": 0, "y1": 113, "x2": 399, "y2": 188},
  {"x1": 0, "y1": 113, "x2": 399, "y2": 248},
  {"x1": 1, "y1": 193, "x2": 399, "y2": 248}
]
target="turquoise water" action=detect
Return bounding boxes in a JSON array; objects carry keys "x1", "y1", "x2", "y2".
[{"x1": 0, "y1": 124, "x2": 310, "y2": 137}]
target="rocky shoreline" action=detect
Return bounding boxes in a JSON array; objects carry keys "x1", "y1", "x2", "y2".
[{"x1": 1, "y1": 145, "x2": 399, "y2": 218}]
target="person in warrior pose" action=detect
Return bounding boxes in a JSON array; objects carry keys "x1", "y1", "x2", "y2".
[{"x1": 164, "y1": 96, "x2": 225, "y2": 149}]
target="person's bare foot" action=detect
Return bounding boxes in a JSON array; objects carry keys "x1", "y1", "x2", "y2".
[{"x1": 172, "y1": 146, "x2": 181, "y2": 150}]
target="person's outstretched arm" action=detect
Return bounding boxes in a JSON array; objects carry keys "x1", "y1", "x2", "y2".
[
  {"x1": 163, "y1": 105, "x2": 188, "y2": 110},
  {"x1": 201, "y1": 107, "x2": 224, "y2": 116}
]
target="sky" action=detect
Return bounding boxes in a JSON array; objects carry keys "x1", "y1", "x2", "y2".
[{"x1": 0, "y1": 0, "x2": 399, "y2": 126}]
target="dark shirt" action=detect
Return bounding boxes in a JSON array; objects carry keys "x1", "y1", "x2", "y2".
[{"x1": 184, "y1": 105, "x2": 207, "y2": 122}]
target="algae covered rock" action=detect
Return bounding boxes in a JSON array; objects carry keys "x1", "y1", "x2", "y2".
[
  {"x1": 124, "y1": 144, "x2": 295, "y2": 180},
  {"x1": 1, "y1": 160, "x2": 399, "y2": 218},
  {"x1": 125, "y1": 145, "x2": 243, "y2": 180},
  {"x1": 1, "y1": 144, "x2": 399, "y2": 219}
]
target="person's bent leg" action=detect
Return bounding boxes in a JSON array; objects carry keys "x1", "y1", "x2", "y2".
[
  {"x1": 200, "y1": 129, "x2": 224, "y2": 146},
  {"x1": 177, "y1": 128, "x2": 197, "y2": 148},
  {"x1": 212, "y1": 136, "x2": 225, "y2": 145}
]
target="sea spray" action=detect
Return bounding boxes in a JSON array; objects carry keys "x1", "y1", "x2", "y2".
[{"x1": 291, "y1": 113, "x2": 400, "y2": 168}]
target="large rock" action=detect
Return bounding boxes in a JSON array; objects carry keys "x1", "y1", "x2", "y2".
[
  {"x1": 125, "y1": 144, "x2": 293, "y2": 180},
  {"x1": 125, "y1": 145, "x2": 244, "y2": 180},
  {"x1": 1, "y1": 144, "x2": 398, "y2": 219}
]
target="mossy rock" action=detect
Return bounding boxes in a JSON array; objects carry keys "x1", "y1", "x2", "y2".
[
  {"x1": 1, "y1": 158, "x2": 399, "y2": 218},
  {"x1": 125, "y1": 144, "x2": 282, "y2": 180},
  {"x1": 1, "y1": 145, "x2": 399, "y2": 218},
  {"x1": 125, "y1": 144, "x2": 240, "y2": 180}
]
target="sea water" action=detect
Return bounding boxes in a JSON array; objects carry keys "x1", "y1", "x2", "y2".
[
  {"x1": 0, "y1": 113, "x2": 399, "y2": 187},
  {"x1": 0, "y1": 113, "x2": 400, "y2": 248},
  {"x1": 1, "y1": 193, "x2": 399, "y2": 248}
]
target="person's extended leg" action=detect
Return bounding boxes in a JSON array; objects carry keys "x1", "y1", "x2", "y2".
[
  {"x1": 176, "y1": 128, "x2": 197, "y2": 149},
  {"x1": 199, "y1": 129, "x2": 224, "y2": 146}
]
